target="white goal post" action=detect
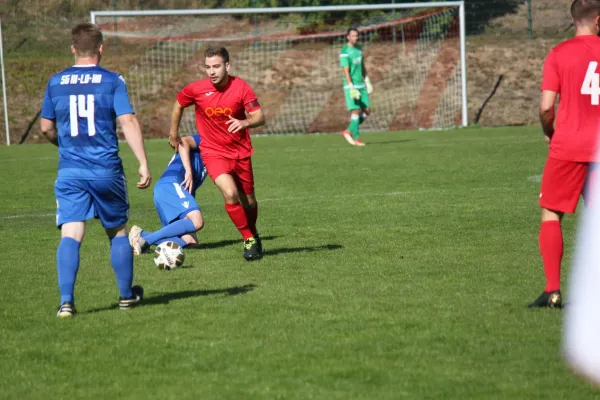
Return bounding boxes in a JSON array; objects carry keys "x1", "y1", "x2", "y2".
[
  {"x1": 0, "y1": 18, "x2": 9, "y2": 145},
  {"x1": 91, "y1": 2, "x2": 467, "y2": 137}
]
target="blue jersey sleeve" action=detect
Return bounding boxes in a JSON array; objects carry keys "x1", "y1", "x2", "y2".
[
  {"x1": 41, "y1": 81, "x2": 55, "y2": 120},
  {"x1": 192, "y1": 134, "x2": 201, "y2": 150},
  {"x1": 113, "y1": 75, "x2": 135, "y2": 116}
]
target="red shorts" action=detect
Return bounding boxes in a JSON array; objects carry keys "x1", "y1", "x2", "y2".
[
  {"x1": 539, "y1": 157, "x2": 595, "y2": 213},
  {"x1": 202, "y1": 154, "x2": 255, "y2": 194}
]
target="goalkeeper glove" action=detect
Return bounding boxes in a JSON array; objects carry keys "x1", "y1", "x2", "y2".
[
  {"x1": 365, "y1": 77, "x2": 373, "y2": 94},
  {"x1": 349, "y1": 86, "x2": 361, "y2": 100}
]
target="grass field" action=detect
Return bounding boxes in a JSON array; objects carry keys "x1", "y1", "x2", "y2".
[{"x1": 1, "y1": 127, "x2": 598, "y2": 399}]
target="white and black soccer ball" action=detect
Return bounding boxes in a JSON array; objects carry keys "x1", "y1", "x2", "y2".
[{"x1": 154, "y1": 241, "x2": 185, "y2": 270}]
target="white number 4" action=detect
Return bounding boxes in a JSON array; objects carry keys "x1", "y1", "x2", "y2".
[
  {"x1": 69, "y1": 94, "x2": 96, "y2": 136},
  {"x1": 581, "y1": 61, "x2": 600, "y2": 105}
]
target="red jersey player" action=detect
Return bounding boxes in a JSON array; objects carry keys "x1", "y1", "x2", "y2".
[
  {"x1": 168, "y1": 46, "x2": 266, "y2": 261},
  {"x1": 529, "y1": 0, "x2": 600, "y2": 308}
]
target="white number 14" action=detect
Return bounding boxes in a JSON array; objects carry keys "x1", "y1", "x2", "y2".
[
  {"x1": 581, "y1": 61, "x2": 600, "y2": 105},
  {"x1": 69, "y1": 94, "x2": 96, "y2": 136}
]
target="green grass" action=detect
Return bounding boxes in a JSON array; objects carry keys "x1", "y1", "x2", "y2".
[{"x1": 1, "y1": 127, "x2": 599, "y2": 399}]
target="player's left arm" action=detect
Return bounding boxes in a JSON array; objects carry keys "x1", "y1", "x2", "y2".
[
  {"x1": 362, "y1": 56, "x2": 373, "y2": 94},
  {"x1": 226, "y1": 84, "x2": 265, "y2": 133},
  {"x1": 226, "y1": 108, "x2": 265, "y2": 133},
  {"x1": 247, "y1": 108, "x2": 266, "y2": 128},
  {"x1": 539, "y1": 90, "x2": 557, "y2": 144},
  {"x1": 539, "y1": 49, "x2": 559, "y2": 144},
  {"x1": 40, "y1": 118, "x2": 58, "y2": 147},
  {"x1": 114, "y1": 76, "x2": 152, "y2": 189}
]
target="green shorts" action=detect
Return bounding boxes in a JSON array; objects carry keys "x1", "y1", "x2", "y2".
[{"x1": 344, "y1": 87, "x2": 370, "y2": 111}]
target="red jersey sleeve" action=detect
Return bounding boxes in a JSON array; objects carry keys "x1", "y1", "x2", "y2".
[
  {"x1": 242, "y1": 82, "x2": 261, "y2": 112},
  {"x1": 541, "y1": 49, "x2": 560, "y2": 93},
  {"x1": 177, "y1": 83, "x2": 196, "y2": 108}
]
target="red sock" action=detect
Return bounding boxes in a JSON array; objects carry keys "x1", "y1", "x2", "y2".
[
  {"x1": 245, "y1": 204, "x2": 258, "y2": 235},
  {"x1": 225, "y1": 202, "x2": 254, "y2": 240},
  {"x1": 539, "y1": 220, "x2": 563, "y2": 292}
]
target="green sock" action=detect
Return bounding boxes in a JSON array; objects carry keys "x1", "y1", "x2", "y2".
[{"x1": 348, "y1": 114, "x2": 360, "y2": 140}]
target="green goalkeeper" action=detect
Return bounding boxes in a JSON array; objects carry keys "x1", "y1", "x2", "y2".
[{"x1": 340, "y1": 27, "x2": 373, "y2": 147}]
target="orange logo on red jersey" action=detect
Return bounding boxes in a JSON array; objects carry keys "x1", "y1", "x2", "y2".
[{"x1": 205, "y1": 107, "x2": 232, "y2": 118}]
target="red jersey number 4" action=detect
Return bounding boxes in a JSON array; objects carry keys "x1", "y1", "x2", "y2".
[{"x1": 581, "y1": 61, "x2": 600, "y2": 105}]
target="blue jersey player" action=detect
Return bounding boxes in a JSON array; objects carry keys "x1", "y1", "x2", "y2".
[
  {"x1": 40, "y1": 23, "x2": 152, "y2": 318},
  {"x1": 129, "y1": 134, "x2": 206, "y2": 254}
]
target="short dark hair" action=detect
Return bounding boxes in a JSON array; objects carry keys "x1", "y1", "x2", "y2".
[
  {"x1": 71, "y1": 23, "x2": 103, "y2": 57},
  {"x1": 204, "y1": 46, "x2": 230, "y2": 63},
  {"x1": 347, "y1": 27, "x2": 359, "y2": 36},
  {"x1": 571, "y1": 0, "x2": 600, "y2": 22}
]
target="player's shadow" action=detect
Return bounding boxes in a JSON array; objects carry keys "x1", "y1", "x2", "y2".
[
  {"x1": 366, "y1": 139, "x2": 412, "y2": 146},
  {"x1": 198, "y1": 235, "x2": 280, "y2": 250},
  {"x1": 81, "y1": 284, "x2": 256, "y2": 314},
  {"x1": 263, "y1": 244, "x2": 343, "y2": 257},
  {"x1": 177, "y1": 264, "x2": 197, "y2": 269},
  {"x1": 143, "y1": 284, "x2": 256, "y2": 306}
]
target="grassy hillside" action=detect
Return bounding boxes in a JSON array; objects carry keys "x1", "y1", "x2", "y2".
[{"x1": 0, "y1": 0, "x2": 573, "y2": 143}]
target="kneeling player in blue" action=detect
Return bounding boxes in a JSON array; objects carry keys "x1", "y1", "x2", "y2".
[{"x1": 129, "y1": 134, "x2": 206, "y2": 254}]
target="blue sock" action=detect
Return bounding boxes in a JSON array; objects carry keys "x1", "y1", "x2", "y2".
[
  {"x1": 144, "y1": 219, "x2": 195, "y2": 246},
  {"x1": 110, "y1": 235, "x2": 133, "y2": 299},
  {"x1": 57, "y1": 237, "x2": 81, "y2": 305},
  {"x1": 156, "y1": 236, "x2": 187, "y2": 248}
]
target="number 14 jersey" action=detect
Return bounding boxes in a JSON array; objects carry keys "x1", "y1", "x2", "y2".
[
  {"x1": 541, "y1": 35, "x2": 600, "y2": 162},
  {"x1": 41, "y1": 64, "x2": 135, "y2": 180}
]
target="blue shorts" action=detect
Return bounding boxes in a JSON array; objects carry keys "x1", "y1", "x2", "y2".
[
  {"x1": 55, "y1": 176, "x2": 129, "y2": 229},
  {"x1": 153, "y1": 181, "x2": 200, "y2": 227}
]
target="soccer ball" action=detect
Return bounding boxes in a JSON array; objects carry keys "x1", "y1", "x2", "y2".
[{"x1": 154, "y1": 241, "x2": 185, "y2": 270}]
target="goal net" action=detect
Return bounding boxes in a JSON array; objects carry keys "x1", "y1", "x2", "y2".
[{"x1": 91, "y1": 3, "x2": 466, "y2": 137}]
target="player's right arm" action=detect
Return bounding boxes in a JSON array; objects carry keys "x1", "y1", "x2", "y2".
[
  {"x1": 170, "y1": 84, "x2": 196, "y2": 151},
  {"x1": 340, "y1": 48, "x2": 351, "y2": 85},
  {"x1": 178, "y1": 135, "x2": 196, "y2": 193},
  {"x1": 342, "y1": 66, "x2": 353, "y2": 87},
  {"x1": 40, "y1": 81, "x2": 58, "y2": 146},
  {"x1": 169, "y1": 101, "x2": 185, "y2": 151},
  {"x1": 343, "y1": 66, "x2": 360, "y2": 100},
  {"x1": 40, "y1": 118, "x2": 58, "y2": 147},
  {"x1": 539, "y1": 49, "x2": 560, "y2": 144},
  {"x1": 340, "y1": 50, "x2": 359, "y2": 100},
  {"x1": 540, "y1": 90, "x2": 557, "y2": 144}
]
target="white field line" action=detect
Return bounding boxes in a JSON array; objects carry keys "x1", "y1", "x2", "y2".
[
  {"x1": 0, "y1": 185, "x2": 532, "y2": 220},
  {"x1": 0, "y1": 191, "x2": 409, "y2": 220},
  {"x1": 0, "y1": 156, "x2": 56, "y2": 164}
]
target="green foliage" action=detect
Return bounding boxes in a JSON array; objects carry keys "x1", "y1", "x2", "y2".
[
  {"x1": 209, "y1": 0, "x2": 460, "y2": 34},
  {"x1": 223, "y1": 0, "x2": 280, "y2": 8},
  {"x1": 221, "y1": 0, "x2": 524, "y2": 34},
  {"x1": 0, "y1": 0, "x2": 528, "y2": 35}
]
